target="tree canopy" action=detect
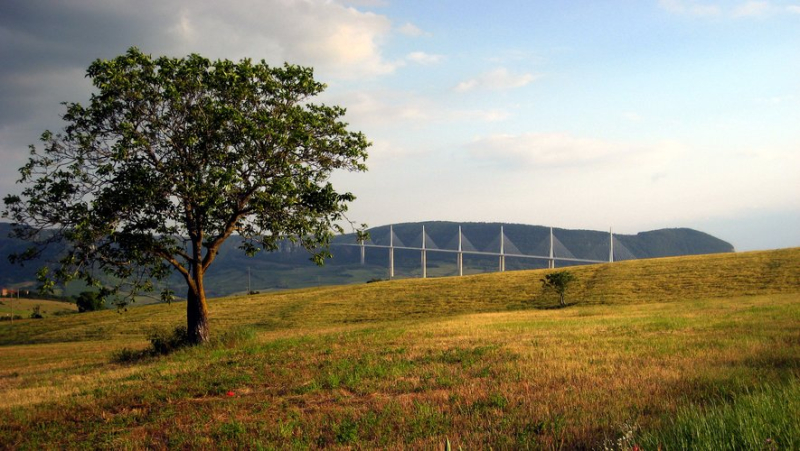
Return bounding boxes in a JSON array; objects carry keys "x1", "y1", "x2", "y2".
[
  {"x1": 75, "y1": 291, "x2": 105, "y2": 312},
  {"x1": 541, "y1": 270, "x2": 576, "y2": 307},
  {"x1": 3, "y1": 48, "x2": 370, "y2": 343}
]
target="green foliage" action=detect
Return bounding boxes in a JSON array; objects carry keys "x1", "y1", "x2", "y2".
[
  {"x1": 75, "y1": 291, "x2": 105, "y2": 312},
  {"x1": 3, "y1": 47, "x2": 369, "y2": 343},
  {"x1": 541, "y1": 270, "x2": 576, "y2": 306}
]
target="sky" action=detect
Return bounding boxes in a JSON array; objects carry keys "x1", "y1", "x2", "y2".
[{"x1": 0, "y1": 0, "x2": 798, "y2": 251}]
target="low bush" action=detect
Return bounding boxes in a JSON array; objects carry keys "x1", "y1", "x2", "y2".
[
  {"x1": 29, "y1": 305, "x2": 44, "y2": 319},
  {"x1": 148, "y1": 325, "x2": 191, "y2": 355}
]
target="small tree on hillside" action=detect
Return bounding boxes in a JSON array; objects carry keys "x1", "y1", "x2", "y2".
[
  {"x1": 75, "y1": 291, "x2": 105, "y2": 312},
  {"x1": 541, "y1": 270, "x2": 576, "y2": 307},
  {"x1": 3, "y1": 48, "x2": 370, "y2": 344}
]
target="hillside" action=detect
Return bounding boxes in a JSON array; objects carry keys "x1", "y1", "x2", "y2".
[
  {"x1": 0, "y1": 248, "x2": 797, "y2": 449},
  {"x1": 0, "y1": 221, "x2": 734, "y2": 298},
  {"x1": 2, "y1": 247, "x2": 794, "y2": 346},
  {"x1": 0, "y1": 298, "x2": 77, "y2": 320},
  {"x1": 0, "y1": 248, "x2": 798, "y2": 449},
  {"x1": 186, "y1": 221, "x2": 736, "y2": 297}
]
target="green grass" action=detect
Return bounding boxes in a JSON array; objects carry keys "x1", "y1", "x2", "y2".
[
  {"x1": 636, "y1": 380, "x2": 799, "y2": 450},
  {"x1": 0, "y1": 248, "x2": 798, "y2": 449}
]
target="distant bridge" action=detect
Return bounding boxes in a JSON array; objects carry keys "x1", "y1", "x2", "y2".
[{"x1": 334, "y1": 225, "x2": 634, "y2": 279}]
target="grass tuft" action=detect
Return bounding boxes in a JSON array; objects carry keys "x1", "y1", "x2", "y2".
[{"x1": 636, "y1": 380, "x2": 800, "y2": 450}]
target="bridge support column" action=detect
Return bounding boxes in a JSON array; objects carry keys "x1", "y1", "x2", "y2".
[
  {"x1": 458, "y1": 226, "x2": 463, "y2": 276},
  {"x1": 499, "y1": 226, "x2": 506, "y2": 272},
  {"x1": 609, "y1": 228, "x2": 614, "y2": 263},
  {"x1": 389, "y1": 225, "x2": 395, "y2": 279},
  {"x1": 421, "y1": 225, "x2": 427, "y2": 278}
]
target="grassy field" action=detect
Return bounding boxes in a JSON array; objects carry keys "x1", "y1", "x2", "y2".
[
  {"x1": 0, "y1": 297, "x2": 78, "y2": 320},
  {"x1": 0, "y1": 248, "x2": 798, "y2": 449}
]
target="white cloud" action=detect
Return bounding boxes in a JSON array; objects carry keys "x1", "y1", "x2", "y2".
[
  {"x1": 455, "y1": 68, "x2": 539, "y2": 92},
  {"x1": 659, "y1": 0, "x2": 797, "y2": 17},
  {"x1": 460, "y1": 109, "x2": 511, "y2": 122},
  {"x1": 466, "y1": 133, "x2": 682, "y2": 169},
  {"x1": 658, "y1": 0, "x2": 721, "y2": 16},
  {"x1": 340, "y1": 0, "x2": 389, "y2": 6},
  {"x1": 756, "y1": 95, "x2": 795, "y2": 104},
  {"x1": 0, "y1": 0, "x2": 404, "y2": 198},
  {"x1": 623, "y1": 112, "x2": 643, "y2": 122},
  {"x1": 733, "y1": 1, "x2": 771, "y2": 16},
  {"x1": 398, "y1": 22, "x2": 429, "y2": 37},
  {"x1": 339, "y1": 90, "x2": 511, "y2": 128},
  {"x1": 357, "y1": 139, "x2": 423, "y2": 167},
  {"x1": 111, "y1": 0, "x2": 401, "y2": 79},
  {"x1": 406, "y1": 51, "x2": 444, "y2": 65}
]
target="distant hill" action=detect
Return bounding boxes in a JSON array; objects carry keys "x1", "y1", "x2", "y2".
[
  {"x1": 340, "y1": 222, "x2": 734, "y2": 259},
  {"x1": 1, "y1": 221, "x2": 734, "y2": 298}
]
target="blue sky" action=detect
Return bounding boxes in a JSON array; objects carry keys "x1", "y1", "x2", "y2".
[{"x1": 0, "y1": 0, "x2": 798, "y2": 250}]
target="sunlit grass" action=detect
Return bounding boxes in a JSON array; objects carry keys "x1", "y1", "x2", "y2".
[
  {"x1": 0, "y1": 298, "x2": 77, "y2": 319},
  {"x1": 0, "y1": 248, "x2": 798, "y2": 448}
]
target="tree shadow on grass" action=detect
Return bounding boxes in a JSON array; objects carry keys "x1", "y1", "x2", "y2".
[
  {"x1": 111, "y1": 326, "x2": 192, "y2": 363},
  {"x1": 110, "y1": 325, "x2": 258, "y2": 364},
  {"x1": 533, "y1": 302, "x2": 579, "y2": 310}
]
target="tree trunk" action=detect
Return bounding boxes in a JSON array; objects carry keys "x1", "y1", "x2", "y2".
[
  {"x1": 186, "y1": 232, "x2": 210, "y2": 345},
  {"x1": 187, "y1": 287, "x2": 210, "y2": 344},
  {"x1": 559, "y1": 293, "x2": 565, "y2": 307}
]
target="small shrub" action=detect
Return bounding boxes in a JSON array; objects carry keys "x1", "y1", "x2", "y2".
[
  {"x1": 29, "y1": 305, "x2": 44, "y2": 319},
  {"x1": 148, "y1": 325, "x2": 191, "y2": 355}
]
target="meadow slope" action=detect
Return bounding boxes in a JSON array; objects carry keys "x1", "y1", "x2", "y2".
[{"x1": 0, "y1": 248, "x2": 798, "y2": 449}]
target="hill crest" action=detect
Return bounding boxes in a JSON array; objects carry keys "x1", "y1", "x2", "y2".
[{"x1": 1, "y1": 221, "x2": 735, "y2": 296}]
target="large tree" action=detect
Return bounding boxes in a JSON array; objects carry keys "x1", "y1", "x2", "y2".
[{"x1": 3, "y1": 48, "x2": 369, "y2": 344}]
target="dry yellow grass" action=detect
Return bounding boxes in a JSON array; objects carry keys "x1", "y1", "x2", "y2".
[
  {"x1": 0, "y1": 248, "x2": 798, "y2": 448},
  {"x1": 6, "y1": 247, "x2": 797, "y2": 346},
  {"x1": 0, "y1": 297, "x2": 77, "y2": 318}
]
